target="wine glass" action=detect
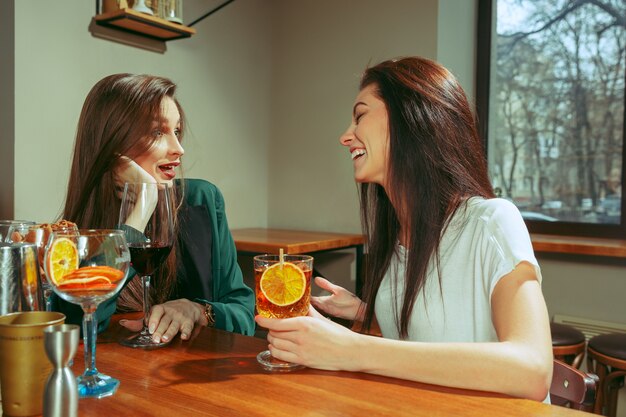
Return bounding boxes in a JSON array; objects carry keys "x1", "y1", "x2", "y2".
[
  {"x1": 118, "y1": 182, "x2": 174, "y2": 348},
  {"x1": 44, "y1": 229, "x2": 130, "y2": 398},
  {"x1": 254, "y1": 254, "x2": 313, "y2": 371},
  {"x1": 6, "y1": 222, "x2": 79, "y2": 311}
]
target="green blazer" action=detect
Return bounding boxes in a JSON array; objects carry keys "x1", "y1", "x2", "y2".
[{"x1": 55, "y1": 179, "x2": 255, "y2": 336}]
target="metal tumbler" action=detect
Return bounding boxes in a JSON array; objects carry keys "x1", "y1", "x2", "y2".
[{"x1": 0, "y1": 242, "x2": 42, "y2": 314}]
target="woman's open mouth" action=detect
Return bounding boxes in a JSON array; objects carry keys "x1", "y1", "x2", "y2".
[
  {"x1": 158, "y1": 163, "x2": 179, "y2": 180},
  {"x1": 351, "y1": 149, "x2": 366, "y2": 160}
]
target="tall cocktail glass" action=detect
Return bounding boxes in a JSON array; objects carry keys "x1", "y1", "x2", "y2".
[
  {"x1": 254, "y1": 254, "x2": 312, "y2": 372},
  {"x1": 44, "y1": 229, "x2": 130, "y2": 398}
]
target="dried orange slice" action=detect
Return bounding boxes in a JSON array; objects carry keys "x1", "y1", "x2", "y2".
[
  {"x1": 46, "y1": 237, "x2": 79, "y2": 285},
  {"x1": 62, "y1": 266, "x2": 125, "y2": 282},
  {"x1": 58, "y1": 276, "x2": 112, "y2": 288},
  {"x1": 260, "y1": 262, "x2": 306, "y2": 306}
]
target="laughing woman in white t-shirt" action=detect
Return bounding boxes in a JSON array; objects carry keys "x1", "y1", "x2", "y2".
[{"x1": 255, "y1": 56, "x2": 553, "y2": 401}]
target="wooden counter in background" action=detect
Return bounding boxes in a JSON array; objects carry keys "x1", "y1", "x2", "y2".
[
  {"x1": 231, "y1": 228, "x2": 364, "y2": 255},
  {"x1": 231, "y1": 228, "x2": 366, "y2": 293},
  {"x1": 531, "y1": 234, "x2": 626, "y2": 258}
]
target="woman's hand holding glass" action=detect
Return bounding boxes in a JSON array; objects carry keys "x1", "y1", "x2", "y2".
[
  {"x1": 255, "y1": 275, "x2": 367, "y2": 371},
  {"x1": 255, "y1": 305, "x2": 363, "y2": 372},
  {"x1": 119, "y1": 298, "x2": 204, "y2": 342}
]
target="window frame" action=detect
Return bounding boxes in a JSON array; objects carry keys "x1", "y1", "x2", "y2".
[{"x1": 475, "y1": 0, "x2": 626, "y2": 239}]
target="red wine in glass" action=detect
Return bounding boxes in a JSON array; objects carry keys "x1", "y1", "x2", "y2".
[{"x1": 128, "y1": 243, "x2": 172, "y2": 276}]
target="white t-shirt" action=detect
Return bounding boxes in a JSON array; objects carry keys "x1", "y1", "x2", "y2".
[{"x1": 374, "y1": 197, "x2": 541, "y2": 342}]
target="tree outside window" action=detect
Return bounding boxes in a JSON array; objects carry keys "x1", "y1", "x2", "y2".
[{"x1": 476, "y1": 0, "x2": 625, "y2": 237}]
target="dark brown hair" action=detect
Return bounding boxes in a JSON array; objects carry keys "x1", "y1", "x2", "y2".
[
  {"x1": 62, "y1": 73, "x2": 185, "y2": 309},
  {"x1": 357, "y1": 57, "x2": 495, "y2": 338}
]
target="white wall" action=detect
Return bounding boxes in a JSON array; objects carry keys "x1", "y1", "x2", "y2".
[{"x1": 267, "y1": 0, "x2": 438, "y2": 233}]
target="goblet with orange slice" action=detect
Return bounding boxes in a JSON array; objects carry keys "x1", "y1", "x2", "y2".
[
  {"x1": 44, "y1": 229, "x2": 130, "y2": 398},
  {"x1": 254, "y1": 253, "x2": 313, "y2": 371}
]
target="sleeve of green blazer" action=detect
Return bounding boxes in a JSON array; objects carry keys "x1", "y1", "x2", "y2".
[{"x1": 186, "y1": 179, "x2": 255, "y2": 336}]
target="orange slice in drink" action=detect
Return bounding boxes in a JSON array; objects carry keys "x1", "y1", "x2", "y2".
[
  {"x1": 62, "y1": 266, "x2": 125, "y2": 282},
  {"x1": 58, "y1": 276, "x2": 112, "y2": 287},
  {"x1": 260, "y1": 262, "x2": 306, "y2": 306},
  {"x1": 57, "y1": 266, "x2": 125, "y2": 290},
  {"x1": 46, "y1": 237, "x2": 79, "y2": 285}
]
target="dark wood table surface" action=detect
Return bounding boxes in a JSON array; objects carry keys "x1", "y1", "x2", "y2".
[{"x1": 68, "y1": 314, "x2": 592, "y2": 416}]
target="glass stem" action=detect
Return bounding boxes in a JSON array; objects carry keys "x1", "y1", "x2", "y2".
[
  {"x1": 43, "y1": 288, "x2": 53, "y2": 312},
  {"x1": 141, "y1": 275, "x2": 152, "y2": 329},
  {"x1": 82, "y1": 304, "x2": 98, "y2": 377}
]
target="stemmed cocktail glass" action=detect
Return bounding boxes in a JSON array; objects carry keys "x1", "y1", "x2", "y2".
[
  {"x1": 254, "y1": 253, "x2": 312, "y2": 372},
  {"x1": 44, "y1": 229, "x2": 130, "y2": 398},
  {"x1": 118, "y1": 182, "x2": 174, "y2": 348}
]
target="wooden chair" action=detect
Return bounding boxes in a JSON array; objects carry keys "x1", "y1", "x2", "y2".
[
  {"x1": 586, "y1": 333, "x2": 626, "y2": 416},
  {"x1": 550, "y1": 359, "x2": 599, "y2": 412},
  {"x1": 551, "y1": 322, "x2": 586, "y2": 369}
]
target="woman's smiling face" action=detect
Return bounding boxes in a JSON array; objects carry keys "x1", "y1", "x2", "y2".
[
  {"x1": 339, "y1": 84, "x2": 390, "y2": 187},
  {"x1": 134, "y1": 96, "x2": 185, "y2": 184}
]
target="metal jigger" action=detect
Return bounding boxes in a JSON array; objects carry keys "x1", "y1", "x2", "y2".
[{"x1": 43, "y1": 324, "x2": 79, "y2": 417}]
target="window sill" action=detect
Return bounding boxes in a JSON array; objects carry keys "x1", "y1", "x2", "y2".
[{"x1": 531, "y1": 234, "x2": 626, "y2": 258}]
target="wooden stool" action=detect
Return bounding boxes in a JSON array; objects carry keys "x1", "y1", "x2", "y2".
[
  {"x1": 587, "y1": 333, "x2": 626, "y2": 416},
  {"x1": 551, "y1": 322, "x2": 586, "y2": 369}
]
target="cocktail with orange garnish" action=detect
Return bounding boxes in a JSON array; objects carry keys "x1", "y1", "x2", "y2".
[
  {"x1": 254, "y1": 253, "x2": 313, "y2": 371},
  {"x1": 44, "y1": 229, "x2": 130, "y2": 398}
]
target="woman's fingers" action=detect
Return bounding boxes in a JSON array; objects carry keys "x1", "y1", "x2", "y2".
[
  {"x1": 179, "y1": 320, "x2": 194, "y2": 340},
  {"x1": 114, "y1": 155, "x2": 157, "y2": 186},
  {"x1": 148, "y1": 304, "x2": 165, "y2": 333},
  {"x1": 268, "y1": 343, "x2": 301, "y2": 364},
  {"x1": 142, "y1": 299, "x2": 204, "y2": 343},
  {"x1": 119, "y1": 318, "x2": 144, "y2": 332},
  {"x1": 152, "y1": 313, "x2": 173, "y2": 343},
  {"x1": 255, "y1": 315, "x2": 306, "y2": 332},
  {"x1": 314, "y1": 276, "x2": 342, "y2": 294},
  {"x1": 307, "y1": 304, "x2": 326, "y2": 319}
]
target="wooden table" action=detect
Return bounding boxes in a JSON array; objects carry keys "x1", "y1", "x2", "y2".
[
  {"x1": 71, "y1": 315, "x2": 591, "y2": 417},
  {"x1": 231, "y1": 228, "x2": 366, "y2": 294}
]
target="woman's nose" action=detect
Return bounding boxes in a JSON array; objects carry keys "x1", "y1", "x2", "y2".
[
  {"x1": 339, "y1": 125, "x2": 355, "y2": 146},
  {"x1": 168, "y1": 135, "x2": 185, "y2": 157}
]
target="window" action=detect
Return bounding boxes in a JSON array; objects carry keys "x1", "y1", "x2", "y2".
[{"x1": 476, "y1": 0, "x2": 626, "y2": 238}]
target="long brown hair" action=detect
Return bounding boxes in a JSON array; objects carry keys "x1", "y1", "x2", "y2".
[
  {"x1": 62, "y1": 73, "x2": 186, "y2": 309},
  {"x1": 357, "y1": 57, "x2": 495, "y2": 338}
]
